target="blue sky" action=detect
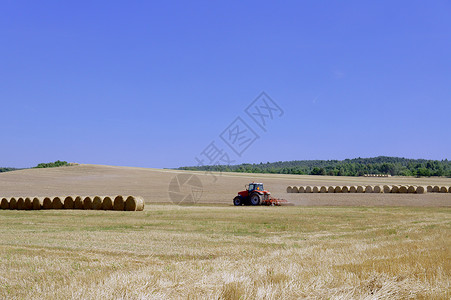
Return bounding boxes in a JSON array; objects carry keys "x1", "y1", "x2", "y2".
[{"x1": 1, "y1": 1, "x2": 450, "y2": 168}]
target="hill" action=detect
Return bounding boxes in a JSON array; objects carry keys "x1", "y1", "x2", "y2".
[
  {"x1": 179, "y1": 156, "x2": 451, "y2": 177},
  {"x1": 0, "y1": 164, "x2": 450, "y2": 207}
]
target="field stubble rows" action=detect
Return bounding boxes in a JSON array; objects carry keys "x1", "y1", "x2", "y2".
[{"x1": 0, "y1": 205, "x2": 449, "y2": 299}]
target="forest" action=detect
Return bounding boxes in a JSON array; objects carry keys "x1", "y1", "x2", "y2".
[{"x1": 179, "y1": 156, "x2": 451, "y2": 177}]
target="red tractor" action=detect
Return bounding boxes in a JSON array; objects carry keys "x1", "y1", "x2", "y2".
[{"x1": 233, "y1": 182, "x2": 292, "y2": 206}]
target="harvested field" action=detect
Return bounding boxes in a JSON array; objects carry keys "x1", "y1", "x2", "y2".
[
  {"x1": 0, "y1": 205, "x2": 449, "y2": 299},
  {"x1": 0, "y1": 164, "x2": 450, "y2": 299}
]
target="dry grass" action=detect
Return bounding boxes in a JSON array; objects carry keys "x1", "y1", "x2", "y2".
[{"x1": 0, "y1": 205, "x2": 449, "y2": 299}]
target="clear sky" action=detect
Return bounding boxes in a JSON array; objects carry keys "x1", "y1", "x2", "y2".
[{"x1": 1, "y1": 1, "x2": 450, "y2": 168}]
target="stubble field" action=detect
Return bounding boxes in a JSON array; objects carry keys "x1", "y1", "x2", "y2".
[
  {"x1": 0, "y1": 165, "x2": 450, "y2": 299},
  {"x1": 0, "y1": 205, "x2": 449, "y2": 299}
]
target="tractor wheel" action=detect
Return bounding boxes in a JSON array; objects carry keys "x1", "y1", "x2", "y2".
[
  {"x1": 250, "y1": 193, "x2": 261, "y2": 206},
  {"x1": 233, "y1": 196, "x2": 242, "y2": 206}
]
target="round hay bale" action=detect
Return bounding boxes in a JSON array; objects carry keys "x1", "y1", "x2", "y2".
[
  {"x1": 364, "y1": 186, "x2": 373, "y2": 193},
  {"x1": 383, "y1": 185, "x2": 392, "y2": 193},
  {"x1": 356, "y1": 186, "x2": 365, "y2": 193},
  {"x1": 64, "y1": 196, "x2": 75, "y2": 209},
  {"x1": 9, "y1": 197, "x2": 18, "y2": 210},
  {"x1": 292, "y1": 186, "x2": 299, "y2": 193},
  {"x1": 440, "y1": 186, "x2": 448, "y2": 193},
  {"x1": 334, "y1": 186, "x2": 342, "y2": 193},
  {"x1": 327, "y1": 186, "x2": 336, "y2": 193},
  {"x1": 399, "y1": 186, "x2": 408, "y2": 193},
  {"x1": 113, "y1": 195, "x2": 125, "y2": 211},
  {"x1": 342, "y1": 186, "x2": 350, "y2": 193},
  {"x1": 427, "y1": 186, "x2": 433, "y2": 192},
  {"x1": 416, "y1": 186, "x2": 426, "y2": 194},
  {"x1": 320, "y1": 186, "x2": 327, "y2": 193},
  {"x1": 1, "y1": 197, "x2": 9, "y2": 209},
  {"x1": 298, "y1": 186, "x2": 306, "y2": 193},
  {"x1": 17, "y1": 197, "x2": 26, "y2": 210},
  {"x1": 74, "y1": 196, "x2": 83, "y2": 209},
  {"x1": 32, "y1": 197, "x2": 43, "y2": 210},
  {"x1": 52, "y1": 197, "x2": 64, "y2": 209},
  {"x1": 24, "y1": 197, "x2": 33, "y2": 210},
  {"x1": 349, "y1": 186, "x2": 357, "y2": 193},
  {"x1": 407, "y1": 186, "x2": 416, "y2": 194},
  {"x1": 373, "y1": 186, "x2": 383, "y2": 193},
  {"x1": 42, "y1": 197, "x2": 53, "y2": 209},
  {"x1": 102, "y1": 196, "x2": 113, "y2": 210},
  {"x1": 125, "y1": 196, "x2": 145, "y2": 211},
  {"x1": 92, "y1": 196, "x2": 103, "y2": 210},
  {"x1": 286, "y1": 186, "x2": 293, "y2": 193},
  {"x1": 432, "y1": 186, "x2": 440, "y2": 193},
  {"x1": 312, "y1": 186, "x2": 320, "y2": 193},
  {"x1": 83, "y1": 196, "x2": 93, "y2": 210},
  {"x1": 391, "y1": 186, "x2": 399, "y2": 193},
  {"x1": 305, "y1": 186, "x2": 313, "y2": 193}
]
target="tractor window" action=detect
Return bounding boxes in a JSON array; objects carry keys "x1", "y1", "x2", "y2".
[
  {"x1": 249, "y1": 184, "x2": 255, "y2": 191},
  {"x1": 256, "y1": 184, "x2": 263, "y2": 190}
]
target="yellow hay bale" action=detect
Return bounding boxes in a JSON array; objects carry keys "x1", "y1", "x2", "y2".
[
  {"x1": 125, "y1": 196, "x2": 145, "y2": 211},
  {"x1": 74, "y1": 196, "x2": 83, "y2": 209},
  {"x1": 427, "y1": 186, "x2": 433, "y2": 192},
  {"x1": 349, "y1": 186, "x2": 357, "y2": 193},
  {"x1": 383, "y1": 185, "x2": 392, "y2": 193},
  {"x1": 305, "y1": 186, "x2": 313, "y2": 193},
  {"x1": 416, "y1": 186, "x2": 426, "y2": 194},
  {"x1": 92, "y1": 196, "x2": 103, "y2": 210},
  {"x1": 373, "y1": 186, "x2": 383, "y2": 193},
  {"x1": 327, "y1": 186, "x2": 336, "y2": 193},
  {"x1": 432, "y1": 186, "x2": 440, "y2": 193},
  {"x1": 312, "y1": 186, "x2": 320, "y2": 193},
  {"x1": 407, "y1": 186, "x2": 417, "y2": 194},
  {"x1": 286, "y1": 186, "x2": 293, "y2": 193},
  {"x1": 440, "y1": 186, "x2": 448, "y2": 193},
  {"x1": 102, "y1": 196, "x2": 113, "y2": 210},
  {"x1": 52, "y1": 197, "x2": 64, "y2": 209},
  {"x1": 24, "y1": 197, "x2": 33, "y2": 210},
  {"x1": 399, "y1": 186, "x2": 408, "y2": 193},
  {"x1": 83, "y1": 196, "x2": 93, "y2": 210},
  {"x1": 9, "y1": 197, "x2": 18, "y2": 209},
  {"x1": 364, "y1": 186, "x2": 373, "y2": 193},
  {"x1": 64, "y1": 196, "x2": 75, "y2": 209},
  {"x1": 298, "y1": 186, "x2": 306, "y2": 193},
  {"x1": 43, "y1": 197, "x2": 53, "y2": 209},
  {"x1": 292, "y1": 186, "x2": 299, "y2": 193},
  {"x1": 334, "y1": 186, "x2": 342, "y2": 193},
  {"x1": 320, "y1": 186, "x2": 327, "y2": 193},
  {"x1": 356, "y1": 186, "x2": 365, "y2": 193},
  {"x1": 391, "y1": 186, "x2": 399, "y2": 193},
  {"x1": 32, "y1": 197, "x2": 43, "y2": 210},
  {"x1": 342, "y1": 186, "x2": 350, "y2": 193},
  {"x1": 17, "y1": 197, "x2": 26, "y2": 210},
  {"x1": 113, "y1": 195, "x2": 125, "y2": 211},
  {"x1": 1, "y1": 197, "x2": 9, "y2": 209}
]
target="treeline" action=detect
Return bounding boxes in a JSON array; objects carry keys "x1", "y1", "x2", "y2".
[
  {"x1": 179, "y1": 156, "x2": 451, "y2": 177},
  {"x1": 0, "y1": 167, "x2": 19, "y2": 173},
  {"x1": 34, "y1": 160, "x2": 70, "y2": 168}
]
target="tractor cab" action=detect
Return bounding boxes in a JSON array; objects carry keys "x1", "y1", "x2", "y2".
[{"x1": 247, "y1": 183, "x2": 264, "y2": 192}]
